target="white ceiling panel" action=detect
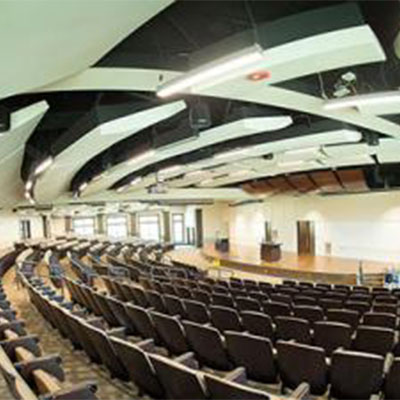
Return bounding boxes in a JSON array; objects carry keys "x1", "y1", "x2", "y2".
[
  {"x1": 0, "y1": 0, "x2": 173, "y2": 99},
  {"x1": 34, "y1": 101, "x2": 186, "y2": 203},
  {"x1": 0, "y1": 101, "x2": 49, "y2": 207}
]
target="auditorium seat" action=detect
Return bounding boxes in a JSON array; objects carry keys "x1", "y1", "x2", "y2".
[
  {"x1": 373, "y1": 303, "x2": 397, "y2": 315},
  {"x1": 353, "y1": 325, "x2": 395, "y2": 356},
  {"x1": 150, "y1": 352, "x2": 207, "y2": 400},
  {"x1": 146, "y1": 290, "x2": 167, "y2": 313},
  {"x1": 330, "y1": 349, "x2": 384, "y2": 399},
  {"x1": 183, "y1": 299, "x2": 209, "y2": 324},
  {"x1": 276, "y1": 340, "x2": 329, "y2": 395},
  {"x1": 240, "y1": 311, "x2": 274, "y2": 339},
  {"x1": 151, "y1": 311, "x2": 189, "y2": 355},
  {"x1": 353, "y1": 286, "x2": 370, "y2": 293},
  {"x1": 345, "y1": 300, "x2": 370, "y2": 315},
  {"x1": 259, "y1": 282, "x2": 273, "y2": 294},
  {"x1": 235, "y1": 296, "x2": 261, "y2": 312},
  {"x1": 175, "y1": 285, "x2": 192, "y2": 299},
  {"x1": 315, "y1": 283, "x2": 331, "y2": 291},
  {"x1": 263, "y1": 301, "x2": 291, "y2": 319},
  {"x1": 349, "y1": 293, "x2": 372, "y2": 303},
  {"x1": 275, "y1": 316, "x2": 312, "y2": 344},
  {"x1": 293, "y1": 295, "x2": 317, "y2": 306},
  {"x1": 225, "y1": 331, "x2": 278, "y2": 383},
  {"x1": 106, "y1": 296, "x2": 137, "y2": 334},
  {"x1": 374, "y1": 295, "x2": 397, "y2": 305},
  {"x1": 270, "y1": 293, "x2": 292, "y2": 305},
  {"x1": 212, "y1": 293, "x2": 235, "y2": 308},
  {"x1": 384, "y1": 358, "x2": 400, "y2": 400},
  {"x1": 319, "y1": 298, "x2": 343, "y2": 312},
  {"x1": 164, "y1": 295, "x2": 187, "y2": 318},
  {"x1": 161, "y1": 283, "x2": 176, "y2": 295},
  {"x1": 248, "y1": 291, "x2": 269, "y2": 304},
  {"x1": 326, "y1": 309, "x2": 359, "y2": 331},
  {"x1": 293, "y1": 305, "x2": 324, "y2": 325},
  {"x1": 192, "y1": 289, "x2": 212, "y2": 305},
  {"x1": 183, "y1": 320, "x2": 233, "y2": 370},
  {"x1": 210, "y1": 305, "x2": 243, "y2": 332},
  {"x1": 230, "y1": 288, "x2": 247, "y2": 298},
  {"x1": 91, "y1": 292, "x2": 120, "y2": 327},
  {"x1": 363, "y1": 312, "x2": 397, "y2": 330},
  {"x1": 124, "y1": 303, "x2": 159, "y2": 342},
  {"x1": 213, "y1": 285, "x2": 229, "y2": 295},
  {"x1": 109, "y1": 336, "x2": 164, "y2": 398},
  {"x1": 313, "y1": 321, "x2": 352, "y2": 356}
]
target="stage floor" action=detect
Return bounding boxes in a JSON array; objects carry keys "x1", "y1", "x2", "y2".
[{"x1": 202, "y1": 243, "x2": 389, "y2": 285}]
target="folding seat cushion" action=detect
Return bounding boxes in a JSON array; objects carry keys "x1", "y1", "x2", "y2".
[
  {"x1": 345, "y1": 300, "x2": 370, "y2": 315},
  {"x1": 204, "y1": 370, "x2": 270, "y2": 400},
  {"x1": 353, "y1": 326, "x2": 395, "y2": 356},
  {"x1": 124, "y1": 303, "x2": 159, "y2": 342},
  {"x1": 149, "y1": 353, "x2": 207, "y2": 400},
  {"x1": 276, "y1": 340, "x2": 329, "y2": 395},
  {"x1": 210, "y1": 306, "x2": 243, "y2": 332},
  {"x1": 81, "y1": 322, "x2": 128, "y2": 380},
  {"x1": 384, "y1": 358, "x2": 400, "y2": 400},
  {"x1": 313, "y1": 321, "x2": 352, "y2": 356},
  {"x1": 235, "y1": 297, "x2": 261, "y2": 312},
  {"x1": 183, "y1": 320, "x2": 233, "y2": 371},
  {"x1": 240, "y1": 311, "x2": 274, "y2": 339},
  {"x1": 110, "y1": 336, "x2": 164, "y2": 398},
  {"x1": 183, "y1": 299, "x2": 209, "y2": 324},
  {"x1": 212, "y1": 293, "x2": 235, "y2": 308},
  {"x1": 225, "y1": 331, "x2": 278, "y2": 383},
  {"x1": 151, "y1": 311, "x2": 189, "y2": 355},
  {"x1": 275, "y1": 316, "x2": 312, "y2": 344},
  {"x1": 164, "y1": 295, "x2": 187, "y2": 318},
  {"x1": 193, "y1": 289, "x2": 211, "y2": 305},
  {"x1": 106, "y1": 296, "x2": 137, "y2": 334},
  {"x1": 326, "y1": 309, "x2": 359, "y2": 331},
  {"x1": 363, "y1": 312, "x2": 397, "y2": 330},
  {"x1": 146, "y1": 290, "x2": 167, "y2": 313},
  {"x1": 293, "y1": 305, "x2": 324, "y2": 325},
  {"x1": 263, "y1": 301, "x2": 291, "y2": 319},
  {"x1": 330, "y1": 349, "x2": 384, "y2": 399}
]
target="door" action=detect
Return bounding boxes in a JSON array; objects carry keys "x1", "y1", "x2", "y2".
[{"x1": 297, "y1": 220, "x2": 315, "y2": 255}]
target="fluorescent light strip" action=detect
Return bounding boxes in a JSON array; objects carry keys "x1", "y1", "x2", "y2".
[
  {"x1": 278, "y1": 160, "x2": 305, "y2": 168},
  {"x1": 79, "y1": 182, "x2": 88, "y2": 192},
  {"x1": 128, "y1": 150, "x2": 155, "y2": 165},
  {"x1": 230, "y1": 169, "x2": 251, "y2": 177},
  {"x1": 157, "y1": 44, "x2": 264, "y2": 98},
  {"x1": 323, "y1": 91, "x2": 400, "y2": 111},
  {"x1": 284, "y1": 146, "x2": 320, "y2": 156},
  {"x1": 34, "y1": 156, "x2": 53, "y2": 175},
  {"x1": 130, "y1": 177, "x2": 142, "y2": 186},
  {"x1": 25, "y1": 180, "x2": 33, "y2": 191},
  {"x1": 214, "y1": 148, "x2": 249, "y2": 160},
  {"x1": 185, "y1": 170, "x2": 205, "y2": 178},
  {"x1": 159, "y1": 165, "x2": 181, "y2": 175}
]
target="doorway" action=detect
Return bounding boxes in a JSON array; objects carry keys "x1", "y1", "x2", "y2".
[{"x1": 297, "y1": 220, "x2": 315, "y2": 255}]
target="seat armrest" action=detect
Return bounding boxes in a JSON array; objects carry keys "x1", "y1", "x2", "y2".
[
  {"x1": 42, "y1": 381, "x2": 98, "y2": 400},
  {"x1": 174, "y1": 352, "x2": 199, "y2": 369},
  {"x1": 15, "y1": 354, "x2": 64, "y2": 382},
  {"x1": 224, "y1": 367, "x2": 247, "y2": 385},
  {"x1": 1, "y1": 335, "x2": 41, "y2": 359},
  {"x1": 291, "y1": 382, "x2": 310, "y2": 400},
  {"x1": 107, "y1": 327, "x2": 126, "y2": 340},
  {"x1": 86, "y1": 318, "x2": 104, "y2": 329},
  {"x1": 0, "y1": 321, "x2": 26, "y2": 337},
  {"x1": 384, "y1": 353, "x2": 394, "y2": 374},
  {"x1": 136, "y1": 339, "x2": 155, "y2": 352}
]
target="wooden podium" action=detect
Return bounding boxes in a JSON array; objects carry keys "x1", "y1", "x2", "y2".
[{"x1": 260, "y1": 242, "x2": 282, "y2": 262}]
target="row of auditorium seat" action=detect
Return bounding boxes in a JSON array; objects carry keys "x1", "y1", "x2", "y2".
[
  {"x1": 24, "y1": 274, "x2": 310, "y2": 400},
  {"x1": 65, "y1": 276, "x2": 400, "y2": 399},
  {"x1": 0, "y1": 277, "x2": 98, "y2": 400}
]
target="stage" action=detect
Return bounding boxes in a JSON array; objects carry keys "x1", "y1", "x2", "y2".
[{"x1": 202, "y1": 242, "x2": 389, "y2": 285}]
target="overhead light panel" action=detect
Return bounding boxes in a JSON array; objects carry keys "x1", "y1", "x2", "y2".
[
  {"x1": 130, "y1": 177, "x2": 142, "y2": 186},
  {"x1": 34, "y1": 156, "x2": 53, "y2": 175},
  {"x1": 25, "y1": 180, "x2": 33, "y2": 191},
  {"x1": 128, "y1": 149, "x2": 155, "y2": 165},
  {"x1": 159, "y1": 165, "x2": 181, "y2": 175},
  {"x1": 278, "y1": 160, "x2": 305, "y2": 168},
  {"x1": 214, "y1": 148, "x2": 249, "y2": 160},
  {"x1": 157, "y1": 44, "x2": 264, "y2": 98},
  {"x1": 284, "y1": 147, "x2": 320, "y2": 157},
  {"x1": 185, "y1": 170, "x2": 206, "y2": 178},
  {"x1": 323, "y1": 91, "x2": 400, "y2": 111},
  {"x1": 79, "y1": 182, "x2": 88, "y2": 192}
]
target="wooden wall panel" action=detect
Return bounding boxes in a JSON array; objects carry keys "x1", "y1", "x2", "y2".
[
  {"x1": 288, "y1": 174, "x2": 316, "y2": 193},
  {"x1": 337, "y1": 169, "x2": 368, "y2": 192},
  {"x1": 310, "y1": 170, "x2": 343, "y2": 193}
]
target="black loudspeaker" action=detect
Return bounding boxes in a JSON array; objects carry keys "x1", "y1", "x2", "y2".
[
  {"x1": 189, "y1": 101, "x2": 211, "y2": 131},
  {"x1": 0, "y1": 106, "x2": 10, "y2": 132}
]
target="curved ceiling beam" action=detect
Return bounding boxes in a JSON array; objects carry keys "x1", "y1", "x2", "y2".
[
  {"x1": 0, "y1": 0, "x2": 174, "y2": 99},
  {"x1": 82, "y1": 115, "x2": 292, "y2": 196},
  {"x1": 34, "y1": 101, "x2": 186, "y2": 203},
  {"x1": 0, "y1": 101, "x2": 49, "y2": 208}
]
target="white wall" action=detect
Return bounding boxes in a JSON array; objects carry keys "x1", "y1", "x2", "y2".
[
  {"x1": 202, "y1": 203, "x2": 230, "y2": 242},
  {"x1": 218, "y1": 191, "x2": 400, "y2": 263}
]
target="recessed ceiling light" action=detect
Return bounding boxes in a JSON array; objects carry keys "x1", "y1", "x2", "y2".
[
  {"x1": 128, "y1": 150, "x2": 155, "y2": 165},
  {"x1": 157, "y1": 44, "x2": 264, "y2": 98},
  {"x1": 34, "y1": 156, "x2": 53, "y2": 175},
  {"x1": 214, "y1": 148, "x2": 249, "y2": 160}
]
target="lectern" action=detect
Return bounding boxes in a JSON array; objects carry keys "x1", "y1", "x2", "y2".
[
  {"x1": 260, "y1": 242, "x2": 282, "y2": 262},
  {"x1": 215, "y1": 238, "x2": 229, "y2": 252}
]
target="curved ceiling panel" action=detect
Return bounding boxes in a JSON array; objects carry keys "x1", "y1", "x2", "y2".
[
  {"x1": 82, "y1": 115, "x2": 292, "y2": 196},
  {"x1": 34, "y1": 101, "x2": 186, "y2": 203},
  {"x1": 0, "y1": 101, "x2": 48, "y2": 207},
  {"x1": 0, "y1": 0, "x2": 173, "y2": 99}
]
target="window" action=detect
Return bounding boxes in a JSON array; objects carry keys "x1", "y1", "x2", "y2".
[
  {"x1": 107, "y1": 215, "x2": 128, "y2": 238},
  {"x1": 72, "y1": 217, "x2": 94, "y2": 236},
  {"x1": 172, "y1": 213, "x2": 185, "y2": 243},
  {"x1": 19, "y1": 220, "x2": 31, "y2": 240},
  {"x1": 139, "y1": 214, "x2": 160, "y2": 241}
]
